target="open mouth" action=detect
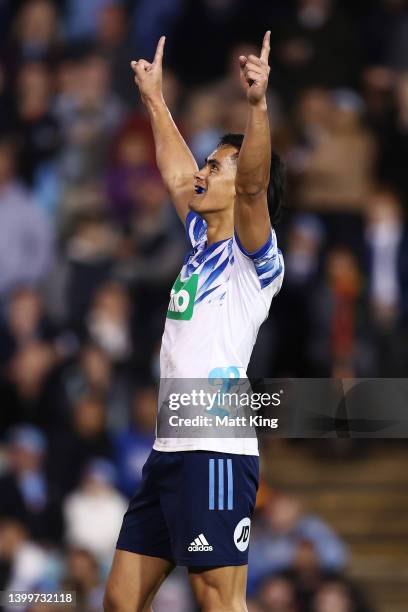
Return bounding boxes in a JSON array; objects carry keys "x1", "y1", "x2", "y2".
[{"x1": 194, "y1": 185, "x2": 206, "y2": 195}]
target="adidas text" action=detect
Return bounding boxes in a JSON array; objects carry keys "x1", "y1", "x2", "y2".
[{"x1": 188, "y1": 533, "x2": 213, "y2": 552}]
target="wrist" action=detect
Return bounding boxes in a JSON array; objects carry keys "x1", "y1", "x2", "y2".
[
  {"x1": 249, "y1": 97, "x2": 268, "y2": 111},
  {"x1": 144, "y1": 93, "x2": 166, "y2": 111}
]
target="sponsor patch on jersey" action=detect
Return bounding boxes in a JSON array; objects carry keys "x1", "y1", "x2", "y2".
[
  {"x1": 167, "y1": 273, "x2": 198, "y2": 320},
  {"x1": 233, "y1": 517, "x2": 251, "y2": 551}
]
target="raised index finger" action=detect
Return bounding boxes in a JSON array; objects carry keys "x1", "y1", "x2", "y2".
[
  {"x1": 153, "y1": 36, "x2": 166, "y2": 65},
  {"x1": 260, "y1": 30, "x2": 271, "y2": 63}
]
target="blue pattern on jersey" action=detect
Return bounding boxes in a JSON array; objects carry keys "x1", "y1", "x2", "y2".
[
  {"x1": 198, "y1": 255, "x2": 230, "y2": 297},
  {"x1": 195, "y1": 285, "x2": 220, "y2": 305},
  {"x1": 186, "y1": 211, "x2": 206, "y2": 245},
  {"x1": 234, "y1": 228, "x2": 284, "y2": 290},
  {"x1": 184, "y1": 212, "x2": 232, "y2": 305},
  {"x1": 184, "y1": 211, "x2": 283, "y2": 302}
]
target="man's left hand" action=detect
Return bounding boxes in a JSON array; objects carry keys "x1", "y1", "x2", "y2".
[{"x1": 239, "y1": 30, "x2": 271, "y2": 106}]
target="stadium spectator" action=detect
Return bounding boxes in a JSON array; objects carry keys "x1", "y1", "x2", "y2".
[
  {"x1": 59, "y1": 343, "x2": 131, "y2": 432},
  {"x1": 93, "y1": 1, "x2": 135, "y2": 104},
  {"x1": 130, "y1": 0, "x2": 183, "y2": 65},
  {"x1": 308, "y1": 246, "x2": 373, "y2": 377},
  {"x1": 291, "y1": 539, "x2": 327, "y2": 610},
  {"x1": 124, "y1": 168, "x2": 185, "y2": 284},
  {"x1": 384, "y1": 0, "x2": 408, "y2": 71},
  {"x1": 0, "y1": 61, "x2": 17, "y2": 135},
  {"x1": 360, "y1": 0, "x2": 408, "y2": 66},
  {"x1": 248, "y1": 493, "x2": 347, "y2": 593},
  {"x1": 85, "y1": 281, "x2": 132, "y2": 363},
  {"x1": 377, "y1": 72, "x2": 408, "y2": 206},
  {"x1": 312, "y1": 577, "x2": 373, "y2": 612},
  {"x1": 273, "y1": 214, "x2": 325, "y2": 376},
  {"x1": 3, "y1": 0, "x2": 61, "y2": 76},
  {"x1": 60, "y1": 547, "x2": 104, "y2": 612},
  {"x1": 64, "y1": 0, "x2": 119, "y2": 42},
  {"x1": 168, "y1": 0, "x2": 244, "y2": 86},
  {"x1": 63, "y1": 458, "x2": 127, "y2": 565},
  {"x1": 47, "y1": 394, "x2": 114, "y2": 495},
  {"x1": 59, "y1": 211, "x2": 120, "y2": 329},
  {"x1": 113, "y1": 386, "x2": 156, "y2": 498},
  {"x1": 254, "y1": 574, "x2": 299, "y2": 612},
  {"x1": 288, "y1": 88, "x2": 376, "y2": 253},
  {"x1": 0, "y1": 518, "x2": 50, "y2": 601},
  {"x1": 0, "y1": 287, "x2": 51, "y2": 365},
  {"x1": 362, "y1": 66, "x2": 395, "y2": 142},
  {"x1": 183, "y1": 89, "x2": 224, "y2": 166},
  {"x1": 0, "y1": 425, "x2": 62, "y2": 544},
  {"x1": 273, "y1": 0, "x2": 361, "y2": 102},
  {"x1": 56, "y1": 51, "x2": 124, "y2": 184},
  {"x1": 15, "y1": 61, "x2": 60, "y2": 187},
  {"x1": 363, "y1": 187, "x2": 408, "y2": 375},
  {"x1": 0, "y1": 138, "x2": 53, "y2": 297}
]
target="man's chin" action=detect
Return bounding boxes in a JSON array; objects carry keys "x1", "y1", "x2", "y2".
[
  {"x1": 189, "y1": 194, "x2": 223, "y2": 213},
  {"x1": 189, "y1": 194, "x2": 208, "y2": 212}
]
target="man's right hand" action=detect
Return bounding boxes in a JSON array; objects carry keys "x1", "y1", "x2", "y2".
[
  {"x1": 131, "y1": 35, "x2": 198, "y2": 224},
  {"x1": 131, "y1": 36, "x2": 166, "y2": 105}
]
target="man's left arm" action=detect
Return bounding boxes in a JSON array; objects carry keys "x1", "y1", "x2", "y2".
[{"x1": 235, "y1": 31, "x2": 272, "y2": 253}]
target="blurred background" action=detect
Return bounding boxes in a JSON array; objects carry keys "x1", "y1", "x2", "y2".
[{"x1": 0, "y1": 0, "x2": 408, "y2": 610}]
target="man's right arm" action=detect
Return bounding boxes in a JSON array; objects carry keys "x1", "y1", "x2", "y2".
[{"x1": 132, "y1": 37, "x2": 197, "y2": 224}]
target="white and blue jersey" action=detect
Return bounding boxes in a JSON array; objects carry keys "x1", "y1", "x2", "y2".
[{"x1": 155, "y1": 210, "x2": 284, "y2": 456}]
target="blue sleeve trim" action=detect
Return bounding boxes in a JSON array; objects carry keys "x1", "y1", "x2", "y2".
[{"x1": 234, "y1": 229, "x2": 273, "y2": 260}]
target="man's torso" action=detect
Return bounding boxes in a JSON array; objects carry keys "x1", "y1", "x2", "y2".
[{"x1": 155, "y1": 211, "x2": 284, "y2": 455}]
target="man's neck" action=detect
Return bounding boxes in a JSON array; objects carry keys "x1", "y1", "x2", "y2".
[{"x1": 202, "y1": 209, "x2": 234, "y2": 246}]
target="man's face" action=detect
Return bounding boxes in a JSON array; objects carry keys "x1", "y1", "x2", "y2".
[{"x1": 189, "y1": 145, "x2": 238, "y2": 215}]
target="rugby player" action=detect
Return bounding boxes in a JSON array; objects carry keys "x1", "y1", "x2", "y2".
[{"x1": 104, "y1": 31, "x2": 284, "y2": 612}]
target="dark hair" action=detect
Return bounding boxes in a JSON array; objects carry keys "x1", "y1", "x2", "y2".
[{"x1": 218, "y1": 133, "x2": 285, "y2": 223}]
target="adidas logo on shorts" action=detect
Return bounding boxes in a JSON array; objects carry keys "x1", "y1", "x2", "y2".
[{"x1": 188, "y1": 533, "x2": 213, "y2": 552}]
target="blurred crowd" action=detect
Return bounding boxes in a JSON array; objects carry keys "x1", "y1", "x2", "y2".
[
  {"x1": 246, "y1": 490, "x2": 374, "y2": 612},
  {"x1": 1, "y1": 0, "x2": 407, "y2": 609}
]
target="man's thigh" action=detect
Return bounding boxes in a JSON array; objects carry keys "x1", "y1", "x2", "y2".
[
  {"x1": 189, "y1": 564, "x2": 248, "y2": 612},
  {"x1": 104, "y1": 550, "x2": 174, "y2": 612}
]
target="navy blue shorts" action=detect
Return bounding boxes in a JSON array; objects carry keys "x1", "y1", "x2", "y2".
[{"x1": 116, "y1": 449, "x2": 259, "y2": 566}]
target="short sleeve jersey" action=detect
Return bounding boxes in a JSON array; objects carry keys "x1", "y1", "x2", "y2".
[{"x1": 154, "y1": 211, "x2": 284, "y2": 455}]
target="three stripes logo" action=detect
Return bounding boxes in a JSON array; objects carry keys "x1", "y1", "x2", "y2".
[
  {"x1": 188, "y1": 533, "x2": 213, "y2": 552},
  {"x1": 208, "y1": 458, "x2": 234, "y2": 511}
]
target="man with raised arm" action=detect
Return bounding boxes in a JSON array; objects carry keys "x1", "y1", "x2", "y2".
[{"x1": 104, "y1": 32, "x2": 284, "y2": 612}]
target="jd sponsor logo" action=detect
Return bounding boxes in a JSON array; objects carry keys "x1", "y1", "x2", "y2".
[
  {"x1": 167, "y1": 274, "x2": 198, "y2": 321},
  {"x1": 234, "y1": 518, "x2": 251, "y2": 552},
  {"x1": 188, "y1": 533, "x2": 213, "y2": 552}
]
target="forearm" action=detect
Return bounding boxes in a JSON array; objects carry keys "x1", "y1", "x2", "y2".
[
  {"x1": 236, "y1": 99, "x2": 271, "y2": 195},
  {"x1": 145, "y1": 96, "x2": 198, "y2": 187}
]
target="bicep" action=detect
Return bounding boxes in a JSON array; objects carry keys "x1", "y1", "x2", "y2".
[{"x1": 234, "y1": 192, "x2": 271, "y2": 253}]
